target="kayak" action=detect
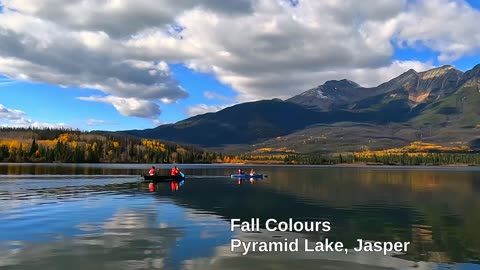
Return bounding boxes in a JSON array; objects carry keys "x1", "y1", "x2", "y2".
[
  {"x1": 230, "y1": 173, "x2": 264, "y2": 178},
  {"x1": 143, "y1": 173, "x2": 185, "y2": 183}
]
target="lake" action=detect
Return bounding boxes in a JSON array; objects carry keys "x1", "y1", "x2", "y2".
[{"x1": 0, "y1": 163, "x2": 479, "y2": 269}]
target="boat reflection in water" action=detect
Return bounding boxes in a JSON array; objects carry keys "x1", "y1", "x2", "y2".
[
  {"x1": 237, "y1": 177, "x2": 259, "y2": 185},
  {"x1": 148, "y1": 179, "x2": 186, "y2": 192},
  {"x1": 170, "y1": 179, "x2": 185, "y2": 192}
]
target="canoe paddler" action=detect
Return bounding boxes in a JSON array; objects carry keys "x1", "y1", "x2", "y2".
[
  {"x1": 171, "y1": 166, "x2": 180, "y2": 176},
  {"x1": 148, "y1": 166, "x2": 156, "y2": 176}
]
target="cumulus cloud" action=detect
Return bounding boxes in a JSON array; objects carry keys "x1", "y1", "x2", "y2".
[
  {"x1": 186, "y1": 104, "x2": 231, "y2": 117},
  {"x1": 1, "y1": 0, "x2": 254, "y2": 38},
  {"x1": 0, "y1": 103, "x2": 68, "y2": 128},
  {"x1": 169, "y1": 0, "x2": 405, "y2": 100},
  {"x1": 393, "y1": 0, "x2": 480, "y2": 62},
  {"x1": 159, "y1": 0, "x2": 476, "y2": 100},
  {"x1": 0, "y1": 6, "x2": 188, "y2": 119},
  {"x1": 0, "y1": 0, "x2": 479, "y2": 113},
  {"x1": 77, "y1": 96, "x2": 161, "y2": 119}
]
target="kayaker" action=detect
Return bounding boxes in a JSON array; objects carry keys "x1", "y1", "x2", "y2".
[
  {"x1": 250, "y1": 169, "x2": 255, "y2": 175},
  {"x1": 171, "y1": 166, "x2": 180, "y2": 176},
  {"x1": 238, "y1": 169, "x2": 245, "y2": 175},
  {"x1": 149, "y1": 166, "x2": 156, "y2": 175}
]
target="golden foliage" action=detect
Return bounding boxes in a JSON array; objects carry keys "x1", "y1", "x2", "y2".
[
  {"x1": 355, "y1": 141, "x2": 471, "y2": 158},
  {"x1": 112, "y1": 141, "x2": 120, "y2": 148},
  {"x1": 37, "y1": 140, "x2": 57, "y2": 148},
  {"x1": 277, "y1": 147, "x2": 296, "y2": 153},
  {"x1": 141, "y1": 139, "x2": 166, "y2": 152},
  {"x1": 58, "y1": 133, "x2": 70, "y2": 143},
  {"x1": 0, "y1": 140, "x2": 29, "y2": 150},
  {"x1": 70, "y1": 141, "x2": 78, "y2": 148},
  {"x1": 255, "y1": 147, "x2": 273, "y2": 153},
  {"x1": 253, "y1": 147, "x2": 296, "y2": 153}
]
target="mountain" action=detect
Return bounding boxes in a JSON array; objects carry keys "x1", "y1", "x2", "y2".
[
  {"x1": 123, "y1": 99, "x2": 322, "y2": 146},
  {"x1": 287, "y1": 79, "x2": 370, "y2": 111},
  {"x1": 123, "y1": 65, "x2": 480, "y2": 152},
  {"x1": 412, "y1": 65, "x2": 480, "y2": 126},
  {"x1": 266, "y1": 65, "x2": 479, "y2": 153},
  {"x1": 289, "y1": 65, "x2": 464, "y2": 112}
]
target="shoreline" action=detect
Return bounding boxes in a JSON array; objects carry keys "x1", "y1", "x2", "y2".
[{"x1": 0, "y1": 161, "x2": 477, "y2": 168}]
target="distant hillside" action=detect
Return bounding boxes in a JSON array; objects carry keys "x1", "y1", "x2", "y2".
[
  {"x1": 123, "y1": 99, "x2": 322, "y2": 146},
  {"x1": 123, "y1": 98, "x2": 424, "y2": 147}
]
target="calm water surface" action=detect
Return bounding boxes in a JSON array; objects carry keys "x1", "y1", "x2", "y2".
[{"x1": 0, "y1": 163, "x2": 480, "y2": 269}]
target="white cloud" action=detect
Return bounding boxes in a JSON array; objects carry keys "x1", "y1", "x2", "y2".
[
  {"x1": 203, "y1": 91, "x2": 231, "y2": 101},
  {"x1": 0, "y1": 103, "x2": 68, "y2": 128},
  {"x1": 1, "y1": 0, "x2": 254, "y2": 38},
  {"x1": 0, "y1": 103, "x2": 24, "y2": 119},
  {"x1": 77, "y1": 96, "x2": 161, "y2": 119},
  {"x1": 393, "y1": 0, "x2": 480, "y2": 62},
  {"x1": 0, "y1": 0, "x2": 478, "y2": 112},
  {"x1": 332, "y1": 60, "x2": 435, "y2": 88},
  {"x1": 186, "y1": 104, "x2": 231, "y2": 117},
  {"x1": 152, "y1": 119, "x2": 164, "y2": 126},
  {"x1": 0, "y1": 8, "x2": 188, "y2": 118},
  {"x1": 85, "y1": 118, "x2": 105, "y2": 126}
]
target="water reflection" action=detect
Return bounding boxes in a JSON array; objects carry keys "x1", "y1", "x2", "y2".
[
  {"x1": 146, "y1": 180, "x2": 186, "y2": 193},
  {"x1": 236, "y1": 177, "x2": 259, "y2": 185},
  {"x1": 170, "y1": 180, "x2": 185, "y2": 192},
  {"x1": 0, "y1": 165, "x2": 479, "y2": 269}
]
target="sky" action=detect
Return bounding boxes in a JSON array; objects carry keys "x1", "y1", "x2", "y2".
[{"x1": 0, "y1": 0, "x2": 479, "y2": 131}]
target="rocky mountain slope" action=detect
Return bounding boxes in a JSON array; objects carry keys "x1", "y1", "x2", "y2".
[{"x1": 288, "y1": 65, "x2": 464, "y2": 112}]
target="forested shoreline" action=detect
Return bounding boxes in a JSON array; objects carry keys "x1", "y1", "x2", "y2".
[
  {"x1": 1, "y1": 128, "x2": 479, "y2": 166},
  {"x1": 0, "y1": 128, "x2": 225, "y2": 163}
]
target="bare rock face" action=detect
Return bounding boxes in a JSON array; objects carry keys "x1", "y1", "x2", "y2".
[
  {"x1": 288, "y1": 65, "x2": 464, "y2": 111},
  {"x1": 406, "y1": 65, "x2": 464, "y2": 106}
]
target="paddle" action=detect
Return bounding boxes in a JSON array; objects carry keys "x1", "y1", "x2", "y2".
[{"x1": 180, "y1": 171, "x2": 185, "y2": 178}]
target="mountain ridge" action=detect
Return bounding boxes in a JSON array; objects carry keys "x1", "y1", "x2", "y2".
[{"x1": 121, "y1": 64, "x2": 480, "y2": 153}]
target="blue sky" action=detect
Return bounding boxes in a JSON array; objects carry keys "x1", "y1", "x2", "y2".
[{"x1": 0, "y1": 0, "x2": 479, "y2": 131}]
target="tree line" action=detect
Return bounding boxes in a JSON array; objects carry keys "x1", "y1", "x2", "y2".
[
  {"x1": 1, "y1": 128, "x2": 479, "y2": 165},
  {"x1": 282, "y1": 152, "x2": 480, "y2": 165},
  {"x1": 0, "y1": 128, "x2": 225, "y2": 163}
]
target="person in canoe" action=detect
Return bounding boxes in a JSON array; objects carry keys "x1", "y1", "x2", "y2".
[
  {"x1": 171, "y1": 166, "x2": 180, "y2": 176},
  {"x1": 250, "y1": 169, "x2": 255, "y2": 175},
  {"x1": 148, "y1": 166, "x2": 156, "y2": 176},
  {"x1": 238, "y1": 169, "x2": 245, "y2": 175}
]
